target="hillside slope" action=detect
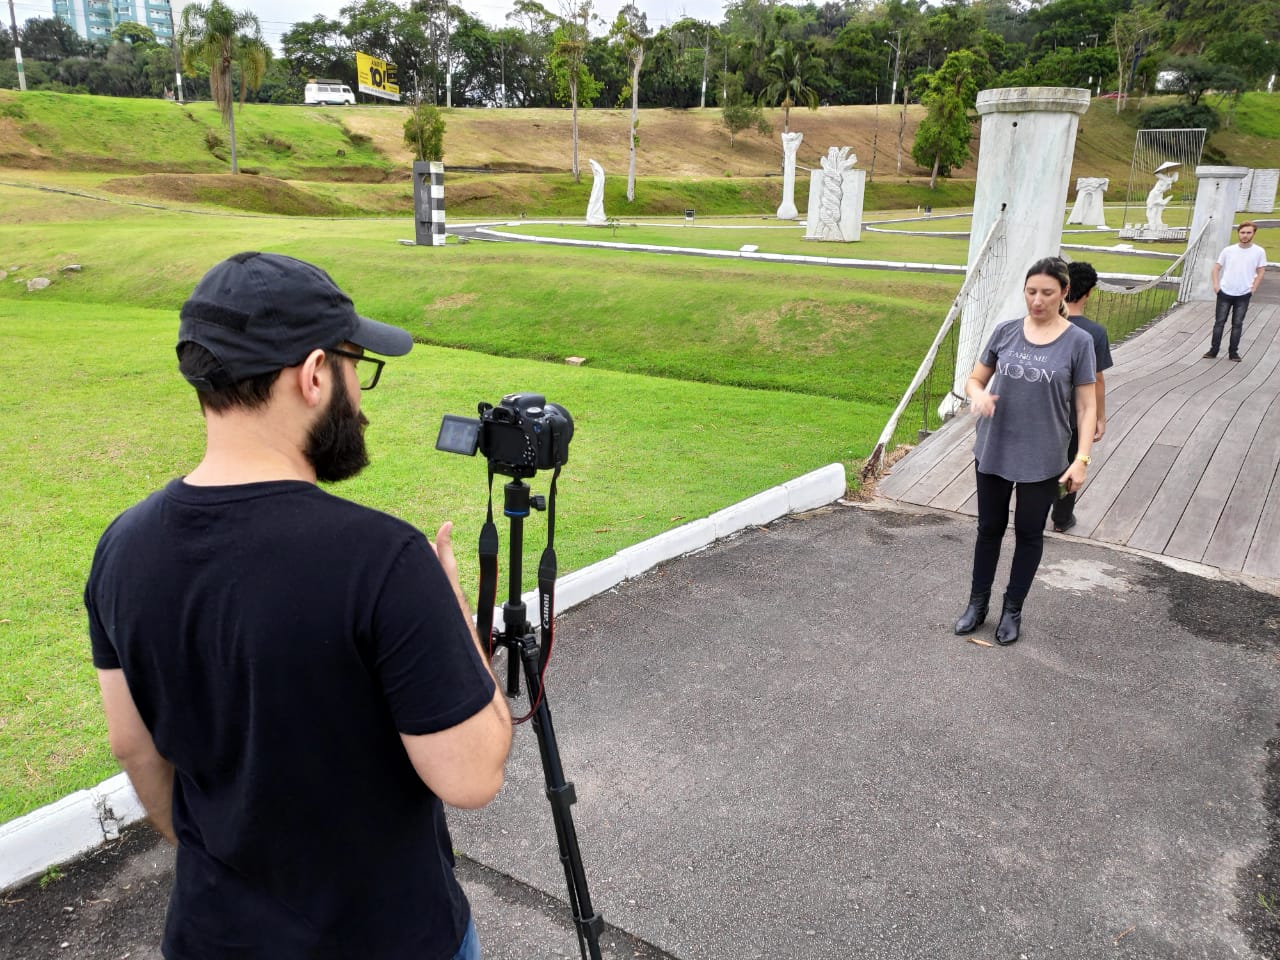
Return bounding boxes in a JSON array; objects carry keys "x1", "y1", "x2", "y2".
[{"x1": 2, "y1": 90, "x2": 1276, "y2": 215}]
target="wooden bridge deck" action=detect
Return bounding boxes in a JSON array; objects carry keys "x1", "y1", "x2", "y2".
[{"x1": 877, "y1": 272, "x2": 1280, "y2": 583}]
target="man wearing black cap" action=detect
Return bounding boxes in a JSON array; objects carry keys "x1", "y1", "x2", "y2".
[{"x1": 85, "y1": 252, "x2": 512, "y2": 960}]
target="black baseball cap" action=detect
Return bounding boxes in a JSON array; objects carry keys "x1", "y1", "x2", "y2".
[{"x1": 177, "y1": 252, "x2": 413, "y2": 390}]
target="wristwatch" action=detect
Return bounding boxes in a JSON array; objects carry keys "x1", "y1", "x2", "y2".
[{"x1": 1076, "y1": 454, "x2": 1092, "y2": 465}]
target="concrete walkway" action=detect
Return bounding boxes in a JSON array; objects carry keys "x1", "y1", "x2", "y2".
[{"x1": 4, "y1": 502, "x2": 1277, "y2": 959}]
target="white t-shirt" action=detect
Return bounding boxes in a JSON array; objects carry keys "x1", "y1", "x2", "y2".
[{"x1": 1217, "y1": 242, "x2": 1267, "y2": 296}]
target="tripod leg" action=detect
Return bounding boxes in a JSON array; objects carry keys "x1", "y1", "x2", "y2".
[{"x1": 517, "y1": 634, "x2": 604, "y2": 960}]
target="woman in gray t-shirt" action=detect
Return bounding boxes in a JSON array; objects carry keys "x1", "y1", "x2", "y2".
[{"x1": 953, "y1": 257, "x2": 1098, "y2": 645}]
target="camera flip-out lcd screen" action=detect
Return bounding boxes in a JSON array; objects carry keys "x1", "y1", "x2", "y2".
[{"x1": 436, "y1": 415, "x2": 481, "y2": 456}]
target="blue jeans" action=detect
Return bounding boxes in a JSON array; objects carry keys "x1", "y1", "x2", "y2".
[
  {"x1": 1211, "y1": 291, "x2": 1251, "y2": 357},
  {"x1": 451, "y1": 919, "x2": 481, "y2": 960}
]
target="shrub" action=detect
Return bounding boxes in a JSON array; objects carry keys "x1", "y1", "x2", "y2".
[
  {"x1": 403, "y1": 102, "x2": 445, "y2": 162},
  {"x1": 1138, "y1": 101, "x2": 1221, "y2": 134}
]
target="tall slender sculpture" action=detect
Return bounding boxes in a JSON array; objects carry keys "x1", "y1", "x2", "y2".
[
  {"x1": 586, "y1": 159, "x2": 607, "y2": 225},
  {"x1": 777, "y1": 132, "x2": 804, "y2": 220}
]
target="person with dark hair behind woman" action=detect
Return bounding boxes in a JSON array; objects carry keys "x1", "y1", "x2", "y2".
[
  {"x1": 1051, "y1": 261, "x2": 1112, "y2": 533},
  {"x1": 953, "y1": 257, "x2": 1098, "y2": 645}
]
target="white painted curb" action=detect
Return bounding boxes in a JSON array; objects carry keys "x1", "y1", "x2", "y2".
[
  {"x1": 0, "y1": 463, "x2": 847, "y2": 891},
  {"x1": 0, "y1": 773, "x2": 145, "y2": 890}
]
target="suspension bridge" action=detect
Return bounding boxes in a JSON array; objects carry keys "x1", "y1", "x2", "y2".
[{"x1": 877, "y1": 270, "x2": 1280, "y2": 584}]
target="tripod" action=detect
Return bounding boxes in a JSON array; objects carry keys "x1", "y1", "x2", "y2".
[{"x1": 475, "y1": 475, "x2": 604, "y2": 960}]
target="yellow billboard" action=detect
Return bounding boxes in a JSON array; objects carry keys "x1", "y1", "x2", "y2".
[{"x1": 356, "y1": 51, "x2": 400, "y2": 102}]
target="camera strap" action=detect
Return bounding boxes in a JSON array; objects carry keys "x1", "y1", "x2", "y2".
[
  {"x1": 475, "y1": 468, "x2": 500, "y2": 658},
  {"x1": 536, "y1": 466, "x2": 561, "y2": 674}
]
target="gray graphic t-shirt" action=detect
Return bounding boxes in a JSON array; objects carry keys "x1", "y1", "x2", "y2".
[{"x1": 972, "y1": 317, "x2": 1097, "y2": 482}]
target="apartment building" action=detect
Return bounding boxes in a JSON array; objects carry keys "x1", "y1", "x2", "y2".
[{"x1": 52, "y1": 0, "x2": 175, "y2": 45}]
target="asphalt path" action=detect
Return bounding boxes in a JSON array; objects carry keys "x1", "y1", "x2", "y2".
[{"x1": 3, "y1": 502, "x2": 1278, "y2": 959}]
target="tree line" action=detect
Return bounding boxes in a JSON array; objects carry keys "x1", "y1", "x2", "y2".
[
  {"x1": 3, "y1": 0, "x2": 1276, "y2": 190},
  {"x1": 4, "y1": 0, "x2": 1276, "y2": 110}
]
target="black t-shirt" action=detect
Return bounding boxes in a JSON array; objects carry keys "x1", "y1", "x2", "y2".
[
  {"x1": 1068, "y1": 313, "x2": 1114, "y2": 375},
  {"x1": 85, "y1": 479, "x2": 496, "y2": 960}
]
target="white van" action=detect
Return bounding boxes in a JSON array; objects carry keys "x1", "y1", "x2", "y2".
[{"x1": 304, "y1": 80, "x2": 355, "y2": 106}]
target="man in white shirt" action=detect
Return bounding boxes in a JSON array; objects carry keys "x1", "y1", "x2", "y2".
[{"x1": 1205, "y1": 221, "x2": 1267, "y2": 362}]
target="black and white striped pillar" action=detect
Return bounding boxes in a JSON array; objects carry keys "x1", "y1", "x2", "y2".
[{"x1": 413, "y1": 161, "x2": 446, "y2": 247}]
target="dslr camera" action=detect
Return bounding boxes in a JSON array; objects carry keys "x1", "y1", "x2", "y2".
[{"x1": 437, "y1": 393, "x2": 573, "y2": 478}]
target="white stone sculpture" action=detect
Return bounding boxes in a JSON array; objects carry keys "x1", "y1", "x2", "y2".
[
  {"x1": 803, "y1": 147, "x2": 866, "y2": 242},
  {"x1": 1145, "y1": 163, "x2": 1179, "y2": 229},
  {"x1": 776, "y1": 132, "x2": 803, "y2": 220},
  {"x1": 586, "y1": 159, "x2": 607, "y2": 225},
  {"x1": 1245, "y1": 168, "x2": 1278, "y2": 213},
  {"x1": 1237, "y1": 169, "x2": 1256, "y2": 212},
  {"x1": 1067, "y1": 177, "x2": 1109, "y2": 227}
]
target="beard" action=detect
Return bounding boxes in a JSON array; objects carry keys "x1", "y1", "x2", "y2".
[{"x1": 304, "y1": 371, "x2": 370, "y2": 483}]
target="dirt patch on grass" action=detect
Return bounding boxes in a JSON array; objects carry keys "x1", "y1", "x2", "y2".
[
  {"x1": 427, "y1": 292, "x2": 479, "y2": 311},
  {"x1": 101, "y1": 173, "x2": 347, "y2": 215},
  {"x1": 739, "y1": 300, "x2": 873, "y2": 353},
  {"x1": 289, "y1": 164, "x2": 407, "y2": 183},
  {"x1": 0, "y1": 117, "x2": 52, "y2": 163}
]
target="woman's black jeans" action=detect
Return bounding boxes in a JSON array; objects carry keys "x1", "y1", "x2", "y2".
[{"x1": 971, "y1": 465, "x2": 1059, "y2": 602}]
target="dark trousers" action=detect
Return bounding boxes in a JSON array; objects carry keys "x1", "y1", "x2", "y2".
[
  {"x1": 1211, "y1": 291, "x2": 1251, "y2": 357},
  {"x1": 1051, "y1": 430, "x2": 1080, "y2": 527},
  {"x1": 971, "y1": 466, "x2": 1059, "y2": 603}
]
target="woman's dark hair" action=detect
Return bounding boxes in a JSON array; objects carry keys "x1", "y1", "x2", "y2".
[
  {"x1": 177, "y1": 341, "x2": 280, "y2": 414},
  {"x1": 1024, "y1": 257, "x2": 1071, "y2": 318},
  {"x1": 1067, "y1": 262, "x2": 1098, "y2": 303}
]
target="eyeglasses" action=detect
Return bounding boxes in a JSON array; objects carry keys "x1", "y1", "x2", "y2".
[{"x1": 328, "y1": 347, "x2": 385, "y2": 391}]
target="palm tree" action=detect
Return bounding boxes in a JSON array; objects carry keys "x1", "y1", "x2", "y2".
[
  {"x1": 759, "y1": 41, "x2": 823, "y2": 134},
  {"x1": 178, "y1": 0, "x2": 270, "y2": 175}
]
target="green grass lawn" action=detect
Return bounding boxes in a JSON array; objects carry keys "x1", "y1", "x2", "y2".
[
  {"x1": 2, "y1": 186, "x2": 962, "y2": 821},
  {"x1": 1, "y1": 90, "x2": 392, "y2": 179},
  {"x1": 490, "y1": 218, "x2": 1177, "y2": 278},
  {"x1": 0, "y1": 186, "x2": 959, "y2": 404},
  {"x1": 495, "y1": 220, "x2": 973, "y2": 264},
  {"x1": 1, "y1": 297, "x2": 887, "y2": 822}
]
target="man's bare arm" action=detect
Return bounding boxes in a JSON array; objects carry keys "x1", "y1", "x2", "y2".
[
  {"x1": 97, "y1": 669, "x2": 176, "y2": 845},
  {"x1": 400, "y1": 521, "x2": 513, "y2": 809},
  {"x1": 1094, "y1": 371, "x2": 1107, "y2": 440}
]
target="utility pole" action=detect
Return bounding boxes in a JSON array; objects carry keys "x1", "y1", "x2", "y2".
[
  {"x1": 7, "y1": 0, "x2": 25, "y2": 91},
  {"x1": 445, "y1": 4, "x2": 452, "y2": 108},
  {"x1": 170, "y1": 5, "x2": 183, "y2": 102},
  {"x1": 700, "y1": 25, "x2": 709, "y2": 109},
  {"x1": 896, "y1": 79, "x2": 908, "y2": 175},
  {"x1": 884, "y1": 30, "x2": 907, "y2": 175},
  {"x1": 884, "y1": 30, "x2": 901, "y2": 107},
  {"x1": 868, "y1": 83, "x2": 879, "y2": 182}
]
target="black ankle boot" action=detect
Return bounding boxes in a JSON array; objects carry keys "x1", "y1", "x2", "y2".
[
  {"x1": 995, "y1": 596, "x2": 1023, "y2": 645},
  {"x1": 953, "y1": 591, "x2": 991, "y2": 635}
]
